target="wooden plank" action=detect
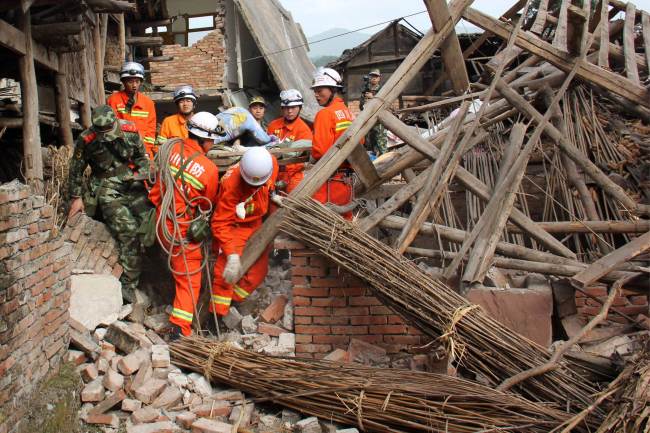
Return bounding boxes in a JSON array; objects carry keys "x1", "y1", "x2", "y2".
[
  {"x1": 398, "y1": 90, "x2": 485, "y2": 113},
  {"x1": 623, "y1": 2, "x2": 640, "y2": 84},
  {"x1": 238, "y1": 0, "x2": 476, "y2": 278},
  {"x1": 506, "y1": 220, "x2": 650, "y2": 234},
  {"x1": 553, "y1": 0, "x2": 570, "y2": 51},
  {"x1": 125, "y1": 36, "x2": 163, "y2": 46},
  {"x1": 347, "y1": 145, "x2": 381, "y2": 190},
  {"x1": 462, "y1": 7, "x2": 650, "y2": 108},
  {"x1": 117, "y1": 13, "x2": 125, "y2": 63},
  {"x1": 461, "y1": 123, "x2": 528, "y2": 284},
  {"x1": 571, "y1": 230, "x2": 650, "y2": 288},
  {"x1": 18, "y1": 7, "x2": 43, "y2": 192},
  {"x1": 425, "y1": 0, "x2": 470, "y2": 94},
  {"x1": 494, "y1": 79, "x2": 647, "y2": 214},
  {"x1": 531, "y1": 0, "x2": 550, "y2": 35},
  {"x1": 598, "y1": 0, "x2": 610, "y2": 68},
  {"x1": 79, "y1": 47, "x2": 92, "y2": 128},
  {"x1": 643, "y1": 12, "x2": 650, "y2": 71},
  {"x1": 94, "y1": 13, "x2": 105, "y2": 104},
  {"x1": 395, "y1": 101, "x2": 470, "y2": 253},
  {"x1": 55, "y1": 72, "x2": 74, "y2": 148},
  {"x1": 378, "y1": 109, "x2": 577, "y2": 258}
]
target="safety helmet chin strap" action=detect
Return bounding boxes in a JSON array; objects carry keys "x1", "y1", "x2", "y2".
[{"x1": 325, "y1": 88, "x2": 338, "y2": 106}]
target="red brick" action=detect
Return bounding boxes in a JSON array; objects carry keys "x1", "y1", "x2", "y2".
[
  {"x1": 330, "y1": 287, "x2": 365, "y2": 297},
  {"x1": 292, "y1": 266, "x2": 327, "y2": 277},
  {"x1": 332, "y1": 307, "x2": 369, "y2": 316},
  {"x1": 613, "y1": 305, "x2": 649, "y2": 315},
  {"x1": 312, "y1": 335, "x2": 350, "y2": 345},
  {"x1": 630, "y1": 296, "x2": 648, "y2": 306},
  {"x1": 310, "y1": 278, "x2": 345, "y2": 288},
  {"x1": 293, "y1": 287, "x2": 329, "y2": 297},
  {"x1": 295, "y1": 343, "x2": 331, "y2": 353},
  {"x1": 369, "y1": 306, "x2": 392, "y2": 315},
  {"x1": 352, "y1": 335, "x2": 383, "y2": 344},
  {"x1": 311, "y1": 297, "x2": 346, "y2": 307},
  {"x1": 295, "y1": 334, "x2": 312, "y2": 343},
  {"x1": 291, "y1": 276, "x2": 309, "y2": 286},
  {"x1": 294, "y1": 316, "x2": 312, "y2": 325},
  {"x1": 575, "y1": 297, "x2": 586, "y2": 307},
  {"x1": 382, "y1": 335, "x2": 422, "y2": 345},
  {"x1": 293, "y1": 296, "x2": 311, "y2": 306},
  {"x1": 348, "y1": 296, "x2": 382, "y2": 306},
  {"x1": 350, "y1": 316, "x2": 387, "y2": 325},
  {"x1": 584, "y1": 286, "x2": 608, "y2": 297},
  {"x1": 291, "y1": 256, "x2": 308, "y2": 266},
  {"x1": 294, "y1": 325, "x2": 330, "y2": 335},
  {"x1": 387, "y1": 315, "x2": 407, "y2": 324},
  {"x1": 257, "y1": 322, "x2": 286, "y2": 337},
  {"x1": 370, "y1": 324, "x2": 408, "y2": 334},
  {"x1": 312, "y1": 316, "x2": 349, "y2": 325},
  {"x1": 309, "y1": 256, "x2": 329, "y2": 268},
  {"x1": 260, "y1": 295, "x2": 288, "y2": 323},
  {"x1": 331, "y1": 325, "x2": 368, "y2": 335},
  {"x1": 294, "y1": 306, "x2": 330, "y2": 317}
]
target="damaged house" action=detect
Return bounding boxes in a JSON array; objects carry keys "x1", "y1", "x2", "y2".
[{"x1": 0, "y1": 0, "x2": 649, "y2": 432}]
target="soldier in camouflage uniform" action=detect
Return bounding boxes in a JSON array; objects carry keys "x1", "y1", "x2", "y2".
[
  {"x1": 68, "y1": 105, "x2": 153, "y2": 302},
  {"x1": 360, "y1": 69, "x2": 387, "y2": 156}
]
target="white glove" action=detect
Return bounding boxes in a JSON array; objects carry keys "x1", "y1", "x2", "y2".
[
  {"x1": 223, "y1": 254, "x2": 242, "y2": 284},
  {"x1": 270, "y1": 193, "x2": 283, "y2": 206}
]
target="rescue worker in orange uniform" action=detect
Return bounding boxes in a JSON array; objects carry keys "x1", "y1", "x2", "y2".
[
  {"x1": 310, "y1": 67, "x2": 359, "y2": 220},
  {"x1": 149, "y1": 112, "x2": 220, "y2": 339},
  {"x1": 107, "y1": 62, "x2": 158, "y2": 158},
  {"x1": 266, "y1": 89, "x2": 313, "y2": 193},
  {"x1": 210, "y1": 147, "x2": 279, "y2": 316},
  {"x1": 156, "y1": 85, "x2": 197, "y2": 145}
]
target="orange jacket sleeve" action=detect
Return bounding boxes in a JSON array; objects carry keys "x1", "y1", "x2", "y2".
[
  {"x1": 294, "y1": 119, "x2": 313, "y2": 142},
  {"x1": 211, "y1": 170, "x2": 246, "y2": 256},
  {"x1": 311, "y1": 109, "x2": 334, "y2": 161}
]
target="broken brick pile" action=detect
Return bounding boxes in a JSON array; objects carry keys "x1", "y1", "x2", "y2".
[
  {"x1": 276, "y1": 239, "x2": 427, "y2": 359},
  {"x1": 575, "y1": 283, "x2": 649, "y2": 323},
  {"x1": 62, "y1": 213, "x2": 123, "y2": 277},
  {"x1": 0, "y1": 180, "x2": 71, "y2": 433},
  {"x1": 150, "y1": 0, "x2": 226, "y2": 90}
]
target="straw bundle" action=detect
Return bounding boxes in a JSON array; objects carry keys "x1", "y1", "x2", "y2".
[
  {"x1": 278, "y1": 197, "x2": 603, "y2": 421},
  {"x1": 170, "y1": 336, "x2": 576, "y2": 433}
]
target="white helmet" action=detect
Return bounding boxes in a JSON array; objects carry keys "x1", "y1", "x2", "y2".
[
  {"x1": 280, "y1": 89, "x2": 303, "y2": 107},
  {"x1": 173, "y1": 85, "x2": 197, "y2": 102},
  {"x1": 240, "y1": 147, "x2": 273, "y2": 186},
  {"x1": 120, "y1": 61, "x2": 145, "y2": 80},
  {"x1": 187, "y1": 112, "x2": 220, "y2": 140},
  {"x1": 311, "y1": 67, "x2": 343, "y2": 89}
]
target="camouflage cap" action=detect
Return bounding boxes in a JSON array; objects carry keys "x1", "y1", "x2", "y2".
[
  {"x1": 368, "y1": 69, "x2": 381, "y2": 76},
  {"x1": 91, "y1": 105, "x2": 121, "y2": 141},
  {"x1": 248, "y1": 95, "x2": 266, "y2": 107}
]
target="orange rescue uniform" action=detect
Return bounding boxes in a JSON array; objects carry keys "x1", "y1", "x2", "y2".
[
  {"x1": 267, "y1": 116, "x2": 313, "y2": 193},
  {"x1": 107, "y1": 90, "x2": 157, "y2": 158},
  {"x1": 210, "y1": 158, "x2": 279, "y2": 316},
  {"x1": 157, "y1": 113, "x2": 189, "y2": 144},
  {"x1": 148, "y1": 138, "x2": 219, "y2": 336},
  {"x1": 311, "y1": 96, "x2": 357, "y2": 219}
]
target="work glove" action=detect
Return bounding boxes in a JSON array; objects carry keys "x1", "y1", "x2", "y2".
[
  {"x1": 265, "y1": 135, "x2": 280, "y2": 148},
  {"x1": 223, "y1": 254, "x2": 242, "y2": 284},
  {"x1": 270, "y1": 193, "x2": 284, "y2": 206}
]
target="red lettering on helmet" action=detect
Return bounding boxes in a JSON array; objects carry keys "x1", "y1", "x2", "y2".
[
  {"x1": 82, "y1": 132, "x2": 97, "y2": 144},
  {"x1": 120, "y1": 122, "x2": 138, "y2": 133}
]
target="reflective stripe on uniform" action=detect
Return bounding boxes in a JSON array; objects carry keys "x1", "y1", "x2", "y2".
[
  {"x1": 143, "y1": 136, "x2": 156, "y2": 144},
  {"x1": 169, "y1": 165, "x2": 205, "y2": 190},
  {"x1": 335, "y1": 120, "x2": 352, "y2": 132},
  {"x1": 233, "y1": 285, "x2": 250, "y2": 299},
  {"x1": 130, "y1": 110, "x2": 150, "y2": 118},
  {"x1": 211, "y1": 294, "x2": 231, "y2": 306},
  {"x1": 171, "y1": 307, "x2": 193, "y2": 323}
]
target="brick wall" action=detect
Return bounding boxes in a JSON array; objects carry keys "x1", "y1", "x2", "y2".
[
  {"x1": 576, "y1": 283, "x2": 648, "y2": 323},
  {"x1": 62, "y1": 213, "x2": 122, "y2": 277},
  {"x1": 150, "y1": 2, "x2": 226, "y2": 89},
  {"x1": 0, "y1": 181, "x2": 71, "y2": 433},
  {"x1": 276, "y1": 240, "x2": 425, "y2": 359}
]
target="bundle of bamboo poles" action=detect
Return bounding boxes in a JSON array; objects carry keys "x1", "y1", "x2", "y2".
[
  {"x1": 278, "y1": 197, "x2": 603, "y2": 422},
  {"x1": 170, "y1": 336, "x2": 577, "y2": 433}
]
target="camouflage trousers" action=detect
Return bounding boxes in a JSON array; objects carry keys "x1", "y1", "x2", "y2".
[
  {"x1": 95, "y1": 178, "x2": 152, "y2": 295},
  {"x1": 366, "y1": 123, "x2": 387, "y2": 156}
]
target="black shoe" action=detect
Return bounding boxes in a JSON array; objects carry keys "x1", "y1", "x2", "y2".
[{"x1": 167, "y1": 324, "x2": 182, "y2": 342}]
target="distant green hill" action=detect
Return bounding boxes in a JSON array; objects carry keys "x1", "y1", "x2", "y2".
[{"x1": 307, "y1": 28, "x2": 371, "y2": 60}]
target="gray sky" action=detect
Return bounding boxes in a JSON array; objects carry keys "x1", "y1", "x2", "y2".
[{"x1": 282, "y1": 0, "x2": 650, "y2": 36}]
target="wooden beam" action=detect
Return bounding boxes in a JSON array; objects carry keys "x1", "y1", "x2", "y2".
[
  {"x1": 125, "y1": 36, "x2": 163, "y2": 47},
  {"x1": 462, "y1": 7, "x2": 650, "y2": 108},
  {"x1": 377, "y1": 109, "x2": 577, "y2": 258},
  {"x1": 347, "y1": 145, "x2": 381, "y2": 190},
  {"x1": 494, "y1": 79, "x2": 649, "y2": 215},
  {"x1": 86, "y1": 0, "x2": 136, "y2": 13},
  {"x1": 0, "y1": 18, "x2": 58, "y2": 71},
  {"x1": 571, "y1": 230, "x2": 650, "y2": 288},
  {"x1": 55, "y1": 72, "x2": 74, "y2": 148},
  {"x1": 623, "y1": 2, "x2": 640, "y2": 84},
  {"x1": 506, "y1": 220, "x2": 650, "y2": 234},
  {"x1": 642, "y1": 12, "x2": 650, "y2": 72},
  {"x1": 32, "y1": 21, "x2": 83, "y2": 40},
  {"x1": 394, "y1": 101, "x2": 470, "y2": 253},
  {"x1": 530, "y1": 0, "x2": 549, "y2": 34},
  {"x1": 398, "y1": 91, "x2": 485, "y2": 113},
  {"x1": 94, "y1": 13, "x2": 106, "y2": 104},
  {"x1": 425, "y1": 0, "x2": 470, "y2": 94},
  {"x1": 461, "y1": 123, "x2": 528, "y2": 284},
  {"x1": 553, "y1": 0, "x2": 570, "y2": 51},
  {"x1": 79, "y1": 47, "x2": 92, "y2": 128},
  {"x1": 118, "y1": 13, "x2": 125, "y2": 63},
  {"x1": 598, "y1": 0, "x2": 611, "y2": 68},
  {"x1": 18, "y1": 7, "x2": 43, "y2": 192},
  {"x1": 237, "y1": 0, "x2": 476, "y2": 279}
]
